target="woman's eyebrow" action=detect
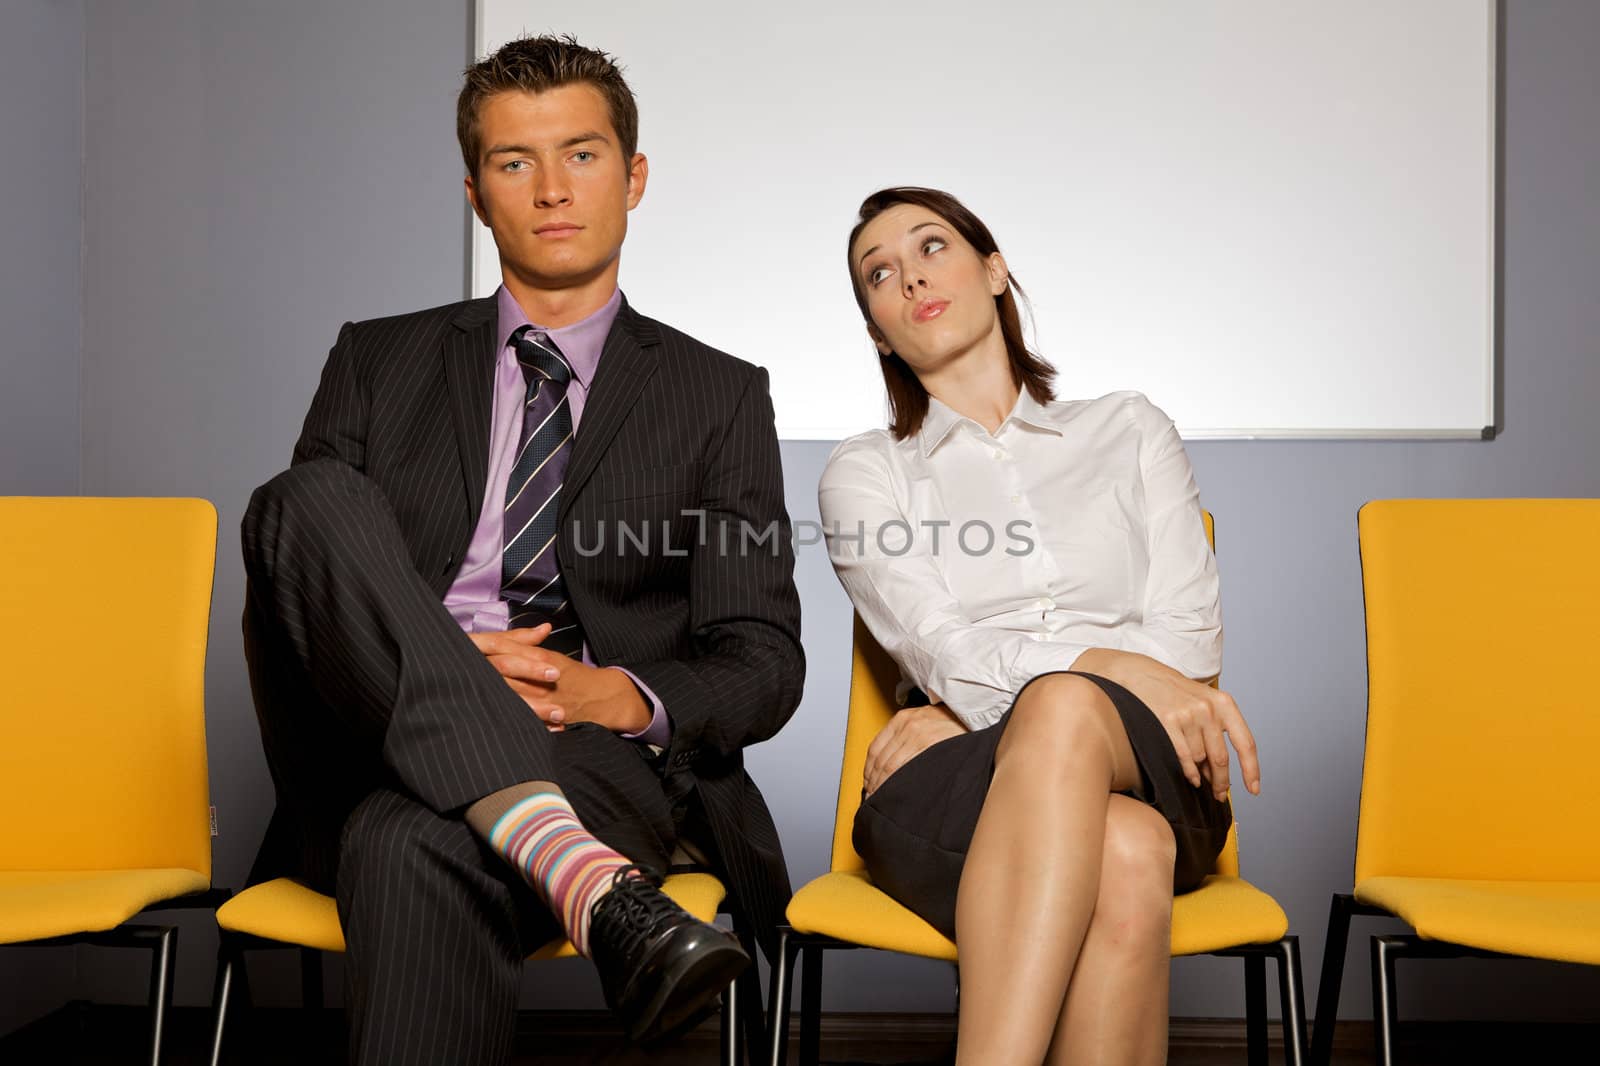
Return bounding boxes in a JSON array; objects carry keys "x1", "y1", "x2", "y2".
[{"x1": 858, "y1": 222, "x2": 948, "y2": 270}]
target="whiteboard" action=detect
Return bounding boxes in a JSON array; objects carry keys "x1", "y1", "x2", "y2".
[{"x1": 472, "y1": 1, "x2": 1497, "y2": 440}]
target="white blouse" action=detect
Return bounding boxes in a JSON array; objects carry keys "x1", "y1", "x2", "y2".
[{"x1": 817, "y1": 389, "x2": 1221, "y2": 731}]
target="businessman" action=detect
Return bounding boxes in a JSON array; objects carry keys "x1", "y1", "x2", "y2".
[{"x1": 240, "y1": 34, "x2": 804, "y2": 1065}]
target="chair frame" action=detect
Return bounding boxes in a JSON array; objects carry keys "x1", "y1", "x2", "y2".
[
  {"x1": 1309, "y1": 893, "x2": 1525, "y2": 1066},
  {"x1": 766, "y1": 928, "x2": 1307, "y2": 1066},
  {"x1": 12, "y1": 887, "x2": 231, "y2": 1066},
  {"x1": 207, "y1": 877, "x2": 767, "y2": 1066}
]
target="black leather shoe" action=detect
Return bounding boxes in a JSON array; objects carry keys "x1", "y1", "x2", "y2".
[{"x1": 588, "y1": 863, "x2": 750, "y2": 1044}]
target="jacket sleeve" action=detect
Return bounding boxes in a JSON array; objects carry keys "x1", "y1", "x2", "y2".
[{"x1": 614, "y1": 366, "x2": 806, "y2": 767}]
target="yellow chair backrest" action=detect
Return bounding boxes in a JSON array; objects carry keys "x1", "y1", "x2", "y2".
[
  {"x1": 829, "y1": 511, "x2": 1240, "y2": 878},
  {"x1": 1354, "y1": 498, "x2": 1600, "y2": 884},
  {"x1": 0, "y1": 497, "x2": 217, "y2": 878}
]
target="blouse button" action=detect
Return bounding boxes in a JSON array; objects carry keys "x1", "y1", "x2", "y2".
[{"x1": 1009, "y1": 494, "x2": 1021, "y2": 504}]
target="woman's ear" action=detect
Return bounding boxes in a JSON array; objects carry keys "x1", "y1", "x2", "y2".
[
  {"x1": 867, "y1": 323, "x2": 891, "y2": 356},
  {"x1": 987, "y1": 251, "x2": 1010, "y2": 296}
]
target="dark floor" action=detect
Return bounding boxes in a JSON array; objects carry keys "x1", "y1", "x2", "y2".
[{"x1": 3, "y1": 1004, "x2": 1598, "y2": 1065}]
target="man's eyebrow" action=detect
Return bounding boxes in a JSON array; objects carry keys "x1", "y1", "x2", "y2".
[
  {"x1": 857, "y1": 222, "x2": 948, "y2": 271},
  {"x1": 482, "y1": 131, "x2": 612, "y2": 158}
]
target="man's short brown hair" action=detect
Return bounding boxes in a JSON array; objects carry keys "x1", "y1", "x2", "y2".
[{"x1": 457, "y1": 34, "x2": 639, "y2": 182}]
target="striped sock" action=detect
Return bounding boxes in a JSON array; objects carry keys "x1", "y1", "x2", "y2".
[{"x1": 481, "y1": 790, "x2": 636, "y2": 955}]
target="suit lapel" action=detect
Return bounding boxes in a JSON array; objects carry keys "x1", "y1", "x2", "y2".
[
  {"x1": 443, "y1": 297, "x2": 499, "y2": 525},
  {"x1": 560, "y1": 300, "x2": 660, "y2": 518}
]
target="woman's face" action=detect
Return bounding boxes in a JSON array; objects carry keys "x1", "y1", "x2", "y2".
[{"x1": 850, "y1": 203, "x2": 1008, "y2": 373}]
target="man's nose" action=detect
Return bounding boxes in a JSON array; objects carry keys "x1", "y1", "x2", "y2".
[{"x1": 535, "y1": 168, "x2": 572, "y2": 208}]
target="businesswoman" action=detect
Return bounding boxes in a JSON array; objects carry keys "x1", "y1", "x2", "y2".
[{"x1": 817, "y1": 187, "x2": 1262, "y2": 1066}]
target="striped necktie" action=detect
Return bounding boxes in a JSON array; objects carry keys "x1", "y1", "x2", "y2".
[{"x1": 501, "y1": 326, "x2": 584, "y2": 657}]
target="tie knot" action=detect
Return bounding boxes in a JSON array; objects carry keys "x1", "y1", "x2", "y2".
[{"x1": 513, "y1": 327, "x2": 573, "y2": 386}]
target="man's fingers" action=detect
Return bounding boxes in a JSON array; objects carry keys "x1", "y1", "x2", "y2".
[
  {"x1": 468, "y1": 625, "x2": 552, "y2": 656},
  {"x1": 499, "y1": 622, "x2": 552, "y2": 645},
  {"x1": 487, "y1": 652, "x2": 561, "y2": 684},
  {"x1": 505, "y1": 679, "x2": 562, "y2": 720}
]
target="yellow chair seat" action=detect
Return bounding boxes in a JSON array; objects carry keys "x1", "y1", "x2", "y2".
[
  {"x1": 215, "y1": 878, "x2": 347, "y2": 953},
  {"x1": 1355, "y1": 876, "x2": 1600, "y2": 966},
  {"x1": 1170, "y1": 875, "x2": 1290, "y2": 956},
  {"x1": 218, "y1": 872, "x2": 728, "y2": 961},
  {"x1": 0, "y1": 868, "x2": 210, "y2": 943},
  {"x1": 788, "y1": 868, "x2": 1288, "y2": 962},
  {"x1": 788, "y1": 870, "x2": 956, "y2": 961}
]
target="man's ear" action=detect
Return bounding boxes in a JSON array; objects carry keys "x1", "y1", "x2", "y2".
[
  {"x1": 987, "y1": 251, "x2": 1009, "y2": 296},
  {"x1": 465, "y1": 174, "x2": 491, "y2": 227},
  {"x1": 625, "y1": 153, "x2": 649, "y2": 211}
]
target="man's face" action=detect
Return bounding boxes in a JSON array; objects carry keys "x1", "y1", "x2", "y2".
[{"x1": 465, "y1": 84, "x2": 646, "y2": 292}]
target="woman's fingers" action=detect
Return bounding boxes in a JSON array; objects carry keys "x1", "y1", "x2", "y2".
[
  {"x1": 1198, "y1": 704, "x2": 1233, "y2": 801},
  {"x1": 863, "y1": 723, "x2": 898, "y2": 795},
  {"x1": 1162, "y1": 720, "x2": 1204, "y2": 789},
  {"x1": 1216, "y1": 693, "x2": 1262, "y2": 794}
]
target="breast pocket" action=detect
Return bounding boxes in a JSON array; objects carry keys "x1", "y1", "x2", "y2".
[
  {"x1": 589, "y1": 462, "x2": 704, "y2": 566},
  {"x1": 600, "y1": 462, "x2": 703, "y2": 504}
]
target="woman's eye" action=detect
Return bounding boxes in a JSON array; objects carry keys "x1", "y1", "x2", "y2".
[
  {"x1": 922, "y1": 237, "x2": 946, "y2": 255},
  {"x1": 868, "y1": 266, "x2": 891, "y2": 286}
]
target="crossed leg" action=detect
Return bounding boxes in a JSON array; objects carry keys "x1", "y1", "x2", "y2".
[{"x1": 951, "y1": 674, "x2": 1176, "y2": 1066}]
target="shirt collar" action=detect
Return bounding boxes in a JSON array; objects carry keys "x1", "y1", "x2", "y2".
[
  {"x1": 495, "y1": 285, "x2": 622, "y2": 389},
  {"x1": 917, "y1": 388, "x2": 1062, "y2": 459}
]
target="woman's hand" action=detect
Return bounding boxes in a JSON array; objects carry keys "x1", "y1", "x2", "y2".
[
  {"x1": 863, "y1": 702, "x2": 968, "y2": 797},
  {"x1": 1072, "y1": 649, "x2": 1261, "y2": 801}
]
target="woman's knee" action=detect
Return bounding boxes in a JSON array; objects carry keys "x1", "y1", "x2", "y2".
[
  {"x1": 1098, "y1": 799, "x2": 1177, "y2": 912},
  {"x1": 1000, "y1": 673, "x2": 1121, "y2": 758}
]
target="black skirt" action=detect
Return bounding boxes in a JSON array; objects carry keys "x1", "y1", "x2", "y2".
[{"x1": 852, "y1": 670, "x2": 1233, "y2": 940}]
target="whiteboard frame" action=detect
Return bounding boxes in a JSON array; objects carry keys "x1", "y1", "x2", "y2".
[{"x1": 465, "y1": 1, "x2": 1503, "y2": 443}]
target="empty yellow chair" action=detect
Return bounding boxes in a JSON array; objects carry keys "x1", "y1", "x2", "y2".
[
  {"x1": 0, "y1": 496, "x2": 227, "y2": 1065},
  {"x1": 771, "y1": 513, "x2": 1307, "y2": 1065},
  {"x1": 1310, "y1": 499, "x2": 1600, "y2": 1066}
]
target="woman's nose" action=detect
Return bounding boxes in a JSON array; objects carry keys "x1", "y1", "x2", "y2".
[{"x1": 902, "y1": 274, "x2": 927, "y2": 297}]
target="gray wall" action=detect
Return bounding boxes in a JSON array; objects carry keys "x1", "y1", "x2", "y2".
[
  {"x1": 0, "y1": 0, "x2": 84, "y2": 1037},
  {"x1": 6, "y1": 0, "x2": 1600, "y2": 1034},
  {"x1": 1, "y1": 0, "x2": 82, "y2": 496}
]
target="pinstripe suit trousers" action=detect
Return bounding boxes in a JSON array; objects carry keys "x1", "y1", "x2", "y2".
[{"x1": 242, "y1": 457, "x2": 677, "y2": 1065}]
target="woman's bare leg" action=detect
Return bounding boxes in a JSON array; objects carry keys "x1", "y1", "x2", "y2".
[
  {"x1": 952, "y1": 674, "x2": 1144, "y2": 1066},
  {"x1": 1044, "y1": 795, "x2": 1176, "y2": 1066}
]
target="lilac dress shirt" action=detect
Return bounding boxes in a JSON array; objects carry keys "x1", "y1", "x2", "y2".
[{"x1": 442, "y1": 285, "x2": 670, "y2": 746}]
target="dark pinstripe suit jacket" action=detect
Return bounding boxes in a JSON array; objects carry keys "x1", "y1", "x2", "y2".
[{"x1": 284, "y1": 293, "x2": 805, "y2": 952}]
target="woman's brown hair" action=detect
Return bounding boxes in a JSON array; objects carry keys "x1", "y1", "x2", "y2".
[{"x1": 847, "y1": 187, "x2": 1055, "y2": 440}]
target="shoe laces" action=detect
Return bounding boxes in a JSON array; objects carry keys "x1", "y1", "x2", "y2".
[{"x1": 592, "y1": 863, "x2": 684, "y2": 957}]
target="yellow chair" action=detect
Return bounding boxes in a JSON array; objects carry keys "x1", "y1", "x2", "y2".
[
  {"x1": 208, "y1": 863, "x2": 756, "y2": 1063},
  {"x1": 1309, "y1": 499, "x2": 1600, "y2": 1066},
  {"x1": 0, "y1": 496, "x2": 227, "y2": 1065},
  {"x1": 770, "y1": 514, "x2": 1307, "y2": 1065}
]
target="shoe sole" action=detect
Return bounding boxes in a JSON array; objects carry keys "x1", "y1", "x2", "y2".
[{"x1": 627, "y1": 937, "x2": 750, "y2": 1046}]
